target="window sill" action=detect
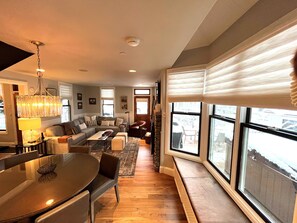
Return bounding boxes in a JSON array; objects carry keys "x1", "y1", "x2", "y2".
[{"x1": 165, "y1": 148, "x2": 201, "y2": 163}]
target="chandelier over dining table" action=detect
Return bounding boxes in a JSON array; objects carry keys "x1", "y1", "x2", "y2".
[{"x1": 17, "y1": 41, "x2": 62, "y2": 118}]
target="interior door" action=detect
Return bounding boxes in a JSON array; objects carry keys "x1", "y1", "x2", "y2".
[{"x1": 134, "y1": 96, "x2": 150, "y2": 130}]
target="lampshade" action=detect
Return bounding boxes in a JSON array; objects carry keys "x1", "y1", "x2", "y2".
[
  {"x1": 16, "y1": 40, "x2": 62, "y2": 118},
  {"x1": 18, "y1": 118, "x2": 41, "y2": 130}
]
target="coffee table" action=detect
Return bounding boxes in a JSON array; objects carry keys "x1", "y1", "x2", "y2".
[{"x1": 87, "y1": 131, "x2": 111, "y2": 150}]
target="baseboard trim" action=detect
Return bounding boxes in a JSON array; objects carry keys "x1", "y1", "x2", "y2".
[{"x1": 159, "y1": 166, "x2": 174, "y2": 177}]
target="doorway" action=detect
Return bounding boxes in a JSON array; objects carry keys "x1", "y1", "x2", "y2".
[{"x1": 134, "y1": 96, "x2": 150, "y2": 130}]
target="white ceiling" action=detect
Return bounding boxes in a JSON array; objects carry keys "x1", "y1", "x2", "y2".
[{"x1": 0, "y1": 0, "x2": 257, "y2": 87}]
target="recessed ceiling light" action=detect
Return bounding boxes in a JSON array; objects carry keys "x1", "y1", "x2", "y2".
[
  {"x1": 129, "y1": 70, "x2": 136, "y2": 73},
  {"x1": 126, "y1": 37, "x2": 141, "y2": 47},
  {"x1": 119, "y1": 51, "x2": 126, "y2": 55},
  {"x1": 78, "y1": 69, "x2": 88, "y2": 72}
]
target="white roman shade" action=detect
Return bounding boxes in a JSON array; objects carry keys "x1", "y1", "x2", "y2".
[
  {"x1": 167, "y1": 70, "x2": 205, "y2": 102},
  {"x1": 101, "y1": 88, "x2": 114, "y2": 99},
  {"x1": 59, "y1": 83, "x2": 73, "y2": 98},
  {"x1": 204, "y1": 24, "x2": 297, "y2": 109}
]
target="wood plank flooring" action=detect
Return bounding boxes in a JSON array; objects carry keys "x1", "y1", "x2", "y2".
[{"x1": 94, "y1": 140, "x2": 187, "y2": 223}]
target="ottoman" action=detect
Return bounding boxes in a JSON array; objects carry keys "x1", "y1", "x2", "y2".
[
  {"x1": 116, "y1": 132, "x2": 128, "y2": 143},
  {"x1": 112, "y1": 136, "x2": 125, "y2": 150}
]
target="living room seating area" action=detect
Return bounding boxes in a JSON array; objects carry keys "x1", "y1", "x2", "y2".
[{"x1": 45, "y1": 115, "x2": 127, "y2": 154}]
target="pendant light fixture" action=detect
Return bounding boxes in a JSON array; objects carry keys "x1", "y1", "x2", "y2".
[{"x1": 16, "y1": 41, "x2": 62, "y2": 118}]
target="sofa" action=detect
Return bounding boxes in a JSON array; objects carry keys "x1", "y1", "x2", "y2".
[{"x1": 45, "y1": 115, "x2": 127, "y2": 154}]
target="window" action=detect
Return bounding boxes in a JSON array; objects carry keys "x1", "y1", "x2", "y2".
[
  {"x1": 208, "y1": 105, "x2": 236, "y2": 181},
  {"x1": 59, "y1": 83, "x2": 72, "y2": 123},
  {"x1": 0, "y1": 84, "x2": 5, "y2": 131},
  {"x1": 101, "y1": 88, "x2": 114, "y2": 117},
  {"x1": 61, "y1": 99, "x2": 71, "y2": 123},
  {"x1": 170, "y1": 102, "x2": 201, "y2": 155},
  {"x1": 237, "y1": 107, "x2": 297, "y2": 223},
  {"x1": 134, "y1": 89, "x2": 150, "y2": 95}
]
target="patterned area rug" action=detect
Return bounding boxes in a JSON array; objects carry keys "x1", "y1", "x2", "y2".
[{"x1": 91, "y1": 137, "x2": 139, "y2": 177}]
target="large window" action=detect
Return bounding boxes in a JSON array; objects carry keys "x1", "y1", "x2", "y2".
[
  {"x1": 170, "y1": 102, "x2": 201, "y2": 155},
  {"x1": 208, "y1": 105, "x2": 236, "y2": 181},
  {"x1": 0, "y1": 84, "x2": 6, "y2": 131},
  {"x1": 237, "y1": 108, "x2": 297, "y2": 223},
  {"x1": 101, "y1": 88, "x2": 114, "y2": 117}
]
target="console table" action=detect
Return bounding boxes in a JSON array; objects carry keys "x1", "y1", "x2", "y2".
[{"x1": 15, "y1": 140, "x2": 49, "y2": 155}]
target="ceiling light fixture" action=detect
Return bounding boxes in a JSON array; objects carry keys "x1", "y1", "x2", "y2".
[
  {"x1": 16, "y1": 41, "x2": 62, "y2": 118},
  {"x1": 126, "y1": 37, "x2": 140, "y2": 47},
  {"x1": 129, "y1": 70, "x2": 136, "y2": 73}
]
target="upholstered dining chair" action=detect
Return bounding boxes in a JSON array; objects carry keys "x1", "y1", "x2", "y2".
[
  {"x1": 87, "y1": 152, "x2": 120, "y2": 223},
  {"x1": 3, "y1": 150, "x2": 39, "y2": 170},
  {"x1": 35, "y1": 190, "x2": 90, "y2": 223}
]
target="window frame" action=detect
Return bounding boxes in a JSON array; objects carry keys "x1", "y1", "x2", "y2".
[
  {"x1": 236, "y1": 107, "x2": 297, "y2": 223},
  {"x1": 61, "y1": 99, "x2": 71, "y2": 123},
  {"x1": 0, "y1": 84, "x2": 6, "y2": 131},
  {"x1": 169, "y1": 102, "x2": 202, "y2": 156},
  {"x1": 134, "y1": 89, "x2": 151, "y2": 95},
  {"x1": 207, "y1": 105, "x2": 236, "y2": 183},
  {"x1": 100, "y1": 88, "x2": 115, "y2": 117}
]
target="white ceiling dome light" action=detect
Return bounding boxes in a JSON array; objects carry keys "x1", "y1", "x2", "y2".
[{"x1": 126, "y1": 36, "x2": 141, "y2": 47}]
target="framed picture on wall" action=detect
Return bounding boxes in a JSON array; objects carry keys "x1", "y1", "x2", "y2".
[
  {"x1": 77, "y1": 93, "x2": 82, "y2": 100},
  {"x1": 77, "y1": 102, "x2": 83, "y2": 109},
  {"x1": 89, "y1": 98, "x2": 96, "y2": 105},
  {"x1": 120, "y1": 96, "x2": 128, "y2": 110}
]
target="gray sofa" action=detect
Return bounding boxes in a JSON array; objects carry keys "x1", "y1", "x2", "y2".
[{"x1": 45, "y1": 116, "x2": 127, "y2": 154}]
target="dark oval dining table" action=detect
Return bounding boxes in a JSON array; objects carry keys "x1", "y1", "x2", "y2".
[{"x1": 0, "y1": 153, "x2": 99, "y2": 223}]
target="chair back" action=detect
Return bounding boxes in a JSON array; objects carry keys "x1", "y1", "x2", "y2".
[
  {"x1": 35, "y1": 190, "x2": 89, "y2": 223},
  {"x1": 99, "y1": 153, "x2": 120, "y2": 180},
  {"x1": 4, "y1": 150, "x2": 39, "y2": 169}
]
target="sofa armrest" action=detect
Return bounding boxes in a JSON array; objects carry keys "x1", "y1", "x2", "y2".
[{"x1": 46, "y1": 136, "x2": 70, "y2": 154}]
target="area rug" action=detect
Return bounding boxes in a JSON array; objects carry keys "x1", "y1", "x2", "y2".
[{"x1": 91, "y1": 137, "x2": 139, "y2": 177}]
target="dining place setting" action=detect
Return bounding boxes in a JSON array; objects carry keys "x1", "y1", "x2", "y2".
[{"x1": 0, "y1": 151, "x2": 121, "y2": 223}]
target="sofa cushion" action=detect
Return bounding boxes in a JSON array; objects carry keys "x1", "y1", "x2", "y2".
[
  {"x1": 116, "y1": 118, "x2": 124, "y2": 126},
  {"x1": 69, "y1": 133, "x2": 86, "y2": 145},
  {"x1": 62, "y1": 122, "x2": 75, "y2": 135},
  {"x1": 81, "y1": 127, "x2": 96, "y2": 138},
  {"x1": 45, "y1": 126, "x2": 65, "y2": 137},
  {"x1": 78, "y1": 118, "x2": 85, "y2": 124},
  {"x1": 73, "y1": 119, "x2": 80, "y2": 126},
  {"x1": 71, "y1": 126, "x2": 81, "y2": 134},
  {"x1": 101, "y1": 120, "x2": 110, "y2": 126},
  {"x1": 108, "y1": 120, "x2": 115, "y2": 126}
]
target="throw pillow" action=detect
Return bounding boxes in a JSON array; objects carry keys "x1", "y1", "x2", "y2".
[
  {"x1": 71, "y1": 126, "x2": 81, "y2": 135},
  {"x1": 84, "y1": 116, "x2": 91, "y2": 122},
  {"x1": 108, "y1": 120, "x2": 115, "y2": 126},
  {"x1": 91, "y1": 115, "x2": 96, "y2": 121},
  {"x1": 101, "y1": 120, "x2": 110, "y2": 126},
  {"x1": 116, "y1": 118, "x2": 124, "y2": 126},
  {"x1": 79, "y1": 123, "x2": 87, "y2": 130}
]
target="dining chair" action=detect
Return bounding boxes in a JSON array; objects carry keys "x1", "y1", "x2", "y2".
[
  {"x1": 35, "y1": 190, "x2": 90, "y2": 223},
  {"x1": 87, "y1": 152, "x2": 120, "y2": 223},
  {"x1": 3, "y1": 150, "x2": 39, "y2": 169}
]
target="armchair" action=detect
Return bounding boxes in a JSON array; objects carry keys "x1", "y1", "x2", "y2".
[{"x1": 128, "y1": 120, "x2": 146, "y2": 138}]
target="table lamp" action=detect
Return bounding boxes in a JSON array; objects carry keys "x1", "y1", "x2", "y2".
[{"x1": 18, "y1": 118, "x2": 41, "y2": 144}]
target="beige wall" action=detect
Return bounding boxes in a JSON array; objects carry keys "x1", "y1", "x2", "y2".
[
  {"x1": 115, "y1": 87, "x2": 133, "y2": 114},
  {"x1": 72, "y1": 84, "x2": 86, "y2": 117},
  {"x1": 84, "y1": 86, "x2": 100, "y2": 114},
  {"x1": 173, "y1": 0, "x2": 297, "y2": 68}
]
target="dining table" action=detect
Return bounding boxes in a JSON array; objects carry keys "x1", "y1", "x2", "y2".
[{"x1": 0, "y1": 153, "x2": 99, "y2": 223}]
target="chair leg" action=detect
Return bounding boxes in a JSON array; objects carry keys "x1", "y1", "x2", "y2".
[
  {"x1": 90, "y1": 200, "x2": 95, "y2": 223},
  {"x1": 114, "y1": 184, "x2": 120, "y2": 203}
]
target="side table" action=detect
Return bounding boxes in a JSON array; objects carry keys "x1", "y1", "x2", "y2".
[{"x1": 15, "y1": 140, "x2": 49, "y2": 155}]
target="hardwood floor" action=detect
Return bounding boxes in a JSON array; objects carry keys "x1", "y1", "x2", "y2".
[{"x1": 94, "y1": 140, "x2": 187, "y2": 223}]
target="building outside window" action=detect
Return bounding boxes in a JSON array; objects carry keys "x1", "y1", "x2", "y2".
[
  {"x1": 237, "y1": 107, "x2": 297, "y2": 223},
  {"x1": 170, "y1": 102, "x2": 201, "y2": 155},
  {"x1": 208, "y1": 105, "x2": 236, "y2": 181},
  {"x1": 0, "y1": 84, "x2": 5, "y2": 131},
  {"x1": 101, "y1": 88, "x2": 114, "y2": 117}
]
